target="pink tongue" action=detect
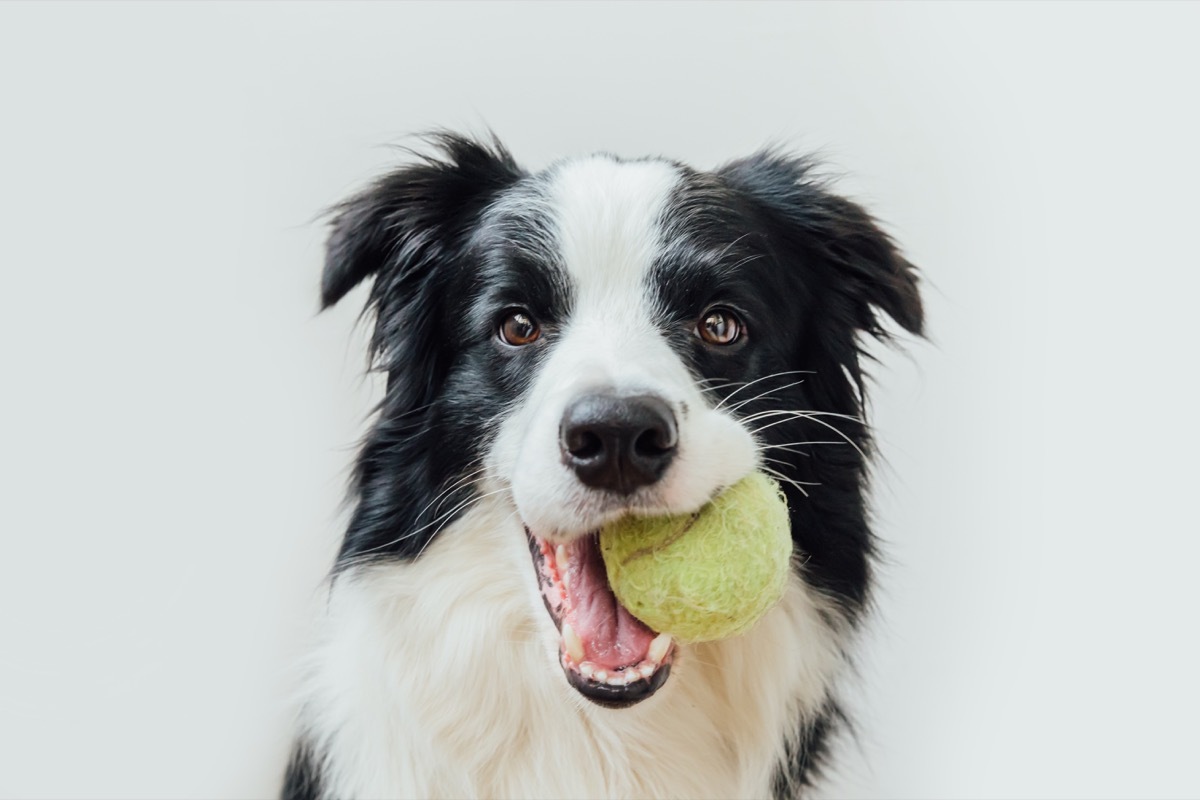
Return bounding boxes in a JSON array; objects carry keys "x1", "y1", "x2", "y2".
[{"x1": 562, "y1": 535, "x2": 657, "y2": 671}]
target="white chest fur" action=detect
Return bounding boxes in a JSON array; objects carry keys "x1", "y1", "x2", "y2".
[{"x1": 297, "y1": 498, "x2": 846, "y2": 800}]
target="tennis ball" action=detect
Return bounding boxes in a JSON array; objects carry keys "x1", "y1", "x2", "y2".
[{"x1": 599, "y1": 471, "x2": 792, "y2": 643}]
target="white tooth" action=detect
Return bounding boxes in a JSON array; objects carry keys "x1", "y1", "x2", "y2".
[
  {"x1": 562, "y1": 622, "x2": 585, "y2": 663},
  {"x1": 580, "y1": 662, "x2": 594, "y2": 678},
  {"x1": 556, "y1": 545, "x2": 569, "y2": 568},
  {"x1": 639, "y1": 663, "x2": 655, "y2": 679},
  {"x1": 594, "y1": 670, "x2": 608, "y2": 682},
  {"x1": 623, "y1": 670, "x2": 639, "y2": 685},
  {"x1": 562, "y1": 567, "x2": 571, "y2": 590},
  {"x1": 607, "y1": 675, "x2": 624, "y2": 686},
  {"x1": 648, "y1": 633, "x2": 672, "y2": 664}
]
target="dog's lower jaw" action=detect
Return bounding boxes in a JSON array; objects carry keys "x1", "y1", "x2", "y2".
[{"x1": 294, "y1": 495, "x2": 848, "y2": 799}]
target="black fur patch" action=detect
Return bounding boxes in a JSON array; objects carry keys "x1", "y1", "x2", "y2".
[
  {"x1": 281, "y1": 740, "x2": 323, "y2": 800},
  {"x1": 771, "y1": 702, "x2": 848, "y2": 798}
]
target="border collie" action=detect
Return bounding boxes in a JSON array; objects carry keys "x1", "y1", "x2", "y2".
[{"x1": 284, "y1": 133, "x2": 923, "y2": 799}]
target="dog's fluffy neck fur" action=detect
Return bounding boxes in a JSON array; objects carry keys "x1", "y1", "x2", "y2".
[{"x1": 297, "y1": 495, "x2": 846, "y2": 799}]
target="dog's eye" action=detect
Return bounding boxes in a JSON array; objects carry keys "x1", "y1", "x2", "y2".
[
  {"x1": 498, "y1": 310, "x2": 541, "y2": 346},
  {"x1": 696, "y1": 308, "x2": 743, "y2": 346}
]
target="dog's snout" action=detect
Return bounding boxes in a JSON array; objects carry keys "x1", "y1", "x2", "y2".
[{"x1": 560, "y1": 394, "x2": 678, "y2": 494}]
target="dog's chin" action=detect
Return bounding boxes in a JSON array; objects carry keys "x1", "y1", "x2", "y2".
[{"x1": 525, "y1": 527, "x2": 676, "y2": 708}]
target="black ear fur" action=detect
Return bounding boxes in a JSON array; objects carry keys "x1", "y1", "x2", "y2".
[
  {"x1": 320, "y1": 132, "x2": 524, "y2": 400},
  {"x1": 718, "y1": 151, "x2": 924, "y2": 340},
  {"x1": 321, "y1": 134, "x2": 525, "y2": 567},
  {"x1": 320, "y1": 132, "x2": 524, "y2": 312}
]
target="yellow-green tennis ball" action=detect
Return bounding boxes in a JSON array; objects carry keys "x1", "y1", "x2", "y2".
[{"x1": 599, "y1": 471, "x2": 792, "y2": 644}]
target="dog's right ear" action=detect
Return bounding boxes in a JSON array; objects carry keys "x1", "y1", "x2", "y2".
[{"x1": 320, "y1": 133, "x2": 524, "y2": 310}]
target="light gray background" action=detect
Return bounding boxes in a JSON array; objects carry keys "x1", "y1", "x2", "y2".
[{"x1": 2, "y1": 2, "x2": 1197, "y2": 797}]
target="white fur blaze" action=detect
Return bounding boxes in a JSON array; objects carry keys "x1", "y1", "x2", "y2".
[{"x1": 492, "y1": 156, "x2": 757, "y2": 540}]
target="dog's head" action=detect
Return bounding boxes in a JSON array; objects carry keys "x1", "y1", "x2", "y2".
[{"x1": 322, "y1": 133, "x2": 923, "y2": 707}]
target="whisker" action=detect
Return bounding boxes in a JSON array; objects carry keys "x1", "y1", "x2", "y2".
[
  {"x1": 710, "y1": 232, "x2": 754, "y2": 265},
  {"x1": 759, "y1": 465, "x2": 813, "y2": 498},
  {"x1": 740, "y1": 409, "x2": 866, "y2": 426},
  {"x1": 726, "y1": 379, "x2": 809, "y2": 413},
  {"x1": 724, "y1": 251, "x2": 767, "y2": 272},
  {"x1": 751, "y1": 414, "x2": 867, "y2": 460},
  {"x1": 713, "y1": 370, "x2": 815, "y2": 410},
  {"x1": 758, "y1": 441, "x2": 846, "y2": 456},
  {"x1": 358, "y1": 486, "x2": 510, "y2": 558},
  {"x1": 759, "y1": 457, "x2": 821, "y2": 484},
  {"x1": 404, "y1": 487, "x2": 511, "y2": 543},
  {"x1": 412, "y1": 462, "x2": 487, "y2": 515},
  {"x1": 424, "y1": 464, "x2": 489, "y2": 520},
  {"x1": 695, "y1": 378, "x2": 748, "y2": 393},
  {"x1": 414, "y1": 497, "x2": 521, "y2": 562}
]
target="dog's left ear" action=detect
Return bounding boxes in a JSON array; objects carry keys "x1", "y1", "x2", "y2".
[{"x1": 718, "y1": 151, "x2": 924, "y2": 340}]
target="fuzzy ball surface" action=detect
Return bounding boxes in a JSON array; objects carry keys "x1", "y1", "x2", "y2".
[{"x1": 599, "y1": 471, "x2": 793, "y2": 643}]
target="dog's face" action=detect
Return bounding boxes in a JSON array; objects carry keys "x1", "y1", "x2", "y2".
[
  {"x1": 486, "y1": 157, "x2": 763, "y2": 537},
  {"x1": 322, "y1": 134, "x2": 922, "y2": 708}
]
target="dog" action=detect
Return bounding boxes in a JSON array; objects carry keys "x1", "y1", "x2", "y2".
[{"x1": 284, "y1": 133, "x2": 924, "y2": 799}]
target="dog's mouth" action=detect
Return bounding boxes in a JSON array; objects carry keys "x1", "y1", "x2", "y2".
[{"x1": 527, "y1": 530, "x2": 675, "y2": 708}]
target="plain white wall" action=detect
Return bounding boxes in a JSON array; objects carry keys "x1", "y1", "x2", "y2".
[{"x1": 2, "y1": 2, "x2": 1197, "y2": 797}]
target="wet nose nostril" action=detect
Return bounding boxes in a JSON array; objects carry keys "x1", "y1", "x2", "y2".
[
  {"x1": 568, "y1": 430, "x2": 604, "y2": 460},
  {"x1": 634, "y1": 427, "x2": 672, "y2": 456}
]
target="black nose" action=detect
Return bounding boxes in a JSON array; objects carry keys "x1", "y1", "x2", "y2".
[{"x1": 560, "y1": 394, "x2": 678, "y2": 495}]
